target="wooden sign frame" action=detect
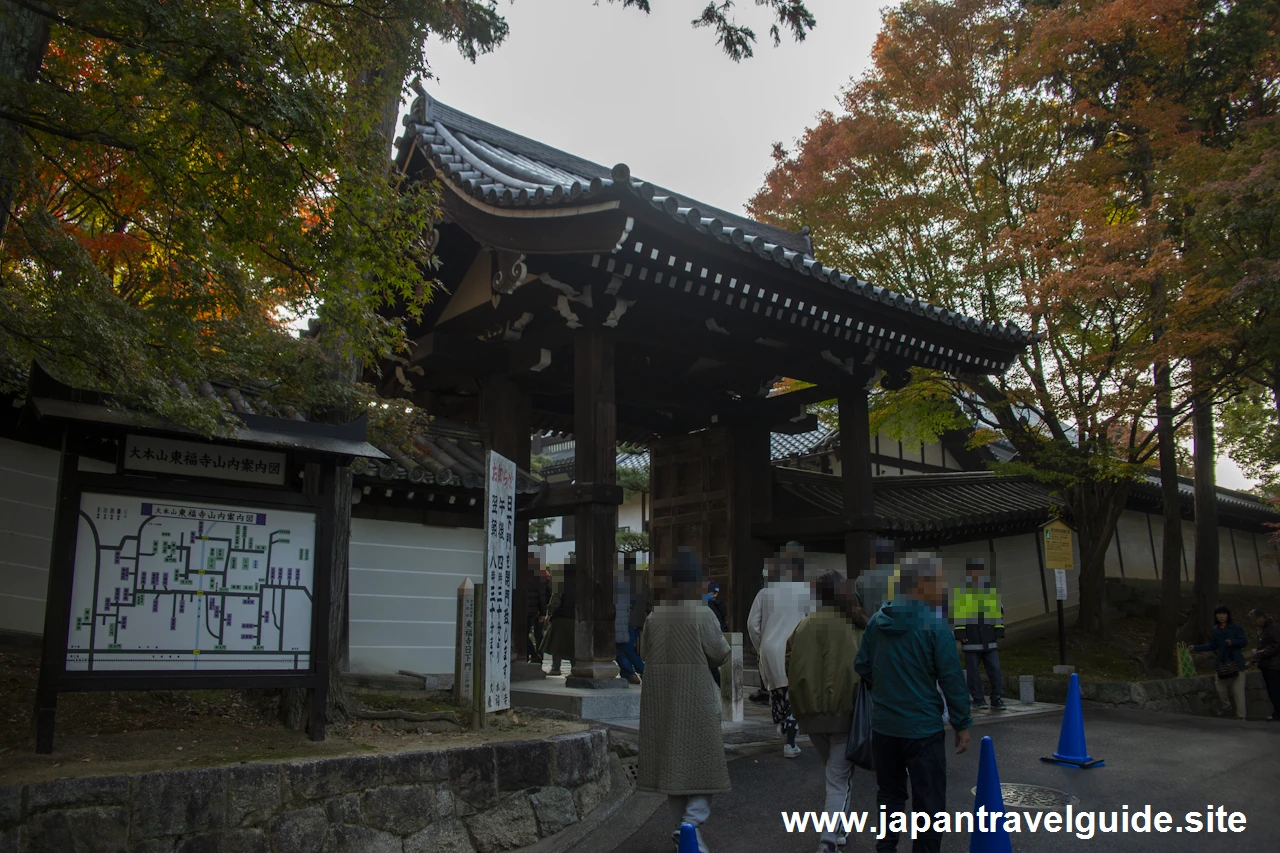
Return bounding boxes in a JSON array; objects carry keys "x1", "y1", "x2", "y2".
[{"x1": 33, "y1": 430, "x2": 340, "y2": 754}]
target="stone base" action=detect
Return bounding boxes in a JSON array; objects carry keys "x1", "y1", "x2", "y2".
[
  {"x1": 569, "y1": 660, "x2": 618, "y2": 681},
  {"x1": 511, "y1": 661, "x2": 546, "y2": 682},
  {"x1": 565, "y1": 677, "x2": 630, "y2": 690},
  {"x1": 1052, "y1": 665, "x2": 1076, "y2": 675},
  {"x1": 511, "y1": 680, "x2": 641, "y2": 721}
]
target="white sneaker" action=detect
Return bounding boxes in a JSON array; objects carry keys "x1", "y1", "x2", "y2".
[
  {"x1": 782, "y1": 743, "x2": 801, "y2": 759},
  {"x1": 836, "y1": 835, "x2": 847, "y2": 847}
]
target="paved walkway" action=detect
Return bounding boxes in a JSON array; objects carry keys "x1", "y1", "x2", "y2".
[
  {"x1": 601, "y1": 691, "x2": 1062, "y2": 752},
  {"x1": 600, "y1": 708, "x2": 1280, "y2": 853}
]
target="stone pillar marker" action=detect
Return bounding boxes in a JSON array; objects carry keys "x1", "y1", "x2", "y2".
[
  {"x1": 721, "y1": 632, "x2": 744, "y2": 722},
  {"x1": 454, "y1": 578, "x2": 476, "y2": 710}
]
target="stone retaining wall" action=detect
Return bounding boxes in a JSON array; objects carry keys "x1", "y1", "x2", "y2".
[
  {"x1": 1025, "y1": 671, "x2": 1273, "y2": 720},
  {"x1": 0, "y1": 728, "x2": 614, "y2": 853}
]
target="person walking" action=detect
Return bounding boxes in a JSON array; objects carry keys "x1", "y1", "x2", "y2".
[
  {"x1": 1248, "y1": 608, "x2": 1280, "y2": 721},
  {"x1": 540, "y1": 560, "x2": 576, "y2": 675},
  {"x1": 1193, "y1": 606, "x2": 1248, "y2": 720},
  {"x1": 855, "y1": 553, "x2": 972, "y2": 853},
  {"x1": 526, "y1": 559, "x2": 551, "y2": 663},
  {"x1": 748, "y1": 547, "x2": 815, "y2": 758},
  {"x1": 786, "y1": 571, "x2": 868, "y2": 853},
  {"x1": 950, "y1": 558, "x2": 1006, "y2": 710},
  {"x1": 637, "y1": 548, "x2": 731, "y2": 853},
  {"x1": 616, "y1": 569, "x2": 644, "y2": 684}
]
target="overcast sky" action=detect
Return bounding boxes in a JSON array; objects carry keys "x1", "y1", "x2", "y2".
[{"x1": 415, "y1": 0, "x2": 1258, "y2": 491}]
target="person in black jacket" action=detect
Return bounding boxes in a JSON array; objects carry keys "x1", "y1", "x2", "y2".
[
  {"x1": 707, "y1": 581, "x2": 728, "y2": 687},
  {"x1": 707, "y1": 582, "x2": 728, "y2": 631},
  {"x1": 1248, "y1": 608, "x2": 1280, "y2": 722},
  {"x1": 526, "y1": 559, "x2": 551, "y2": 663},
  {"x1": 540, "y1": 560, "x2": 577, "y2": 675},
  {"x1": 1193, "y1": 606, "x2": 1248, "y2": 720}
]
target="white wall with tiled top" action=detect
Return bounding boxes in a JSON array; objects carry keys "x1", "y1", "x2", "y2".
[{"x1": 347, "y1": 516, "x2": 484, "y2": 676}]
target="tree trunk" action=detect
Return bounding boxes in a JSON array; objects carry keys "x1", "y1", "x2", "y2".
[
  {"x1": 1178, "y1": 378, "x2": 1219, "y2": 644},
  {"x1": 1070, "y1": 476, "x2": 1132, "y2": 635},
  {"x1": 1145, "y1": 360, "x2": 1184, "y2": 673},
  {"x1": 0, "y1": 0, "x2": 51, "y2": 239}
]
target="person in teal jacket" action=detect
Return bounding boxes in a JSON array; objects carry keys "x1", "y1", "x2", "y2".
[{"x1": 855, "y1": 553, "x2": 971, "y2": 853}]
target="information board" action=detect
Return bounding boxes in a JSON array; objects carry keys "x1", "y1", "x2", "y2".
[
  {"x1": 66, "y1": 492, "x2": 317, "y2": 671},
  {"x1": 483, "y1": 451, "x2": 516, "y2": 712},
  {"x1": 1042, "y1": 519, "x2": 1075, "y2": 571},
  {"x1": 123, "y1": 434, "x2": 287, "y2": 486}
]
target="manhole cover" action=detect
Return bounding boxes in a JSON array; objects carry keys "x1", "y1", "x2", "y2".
[{"x1": 968, "y1": 783, "x2": 1078, "y2": 810}]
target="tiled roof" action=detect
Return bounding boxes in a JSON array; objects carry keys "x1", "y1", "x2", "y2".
[
  {"x1": 352, "y1": 418, "x2": 541, "y2": 493},
  {"x1": 1130, "y1": 474, "x2": 1276, "y2": 529},
  {"x1": 773, "y1": 468, "x2": 1054, "y2": 539},
  {"x1": 771, "y1": 427, "x2": 836, "y2": 460},
  {"x1": 396, "y1": 91, "x2": 1036, "y2": 349}
]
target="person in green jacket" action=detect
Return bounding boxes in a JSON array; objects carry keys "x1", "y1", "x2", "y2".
[
  {"x1": 786, "y1": 571, "x2": 869, "y2": 853},
  {"x1": 855, "y1": 553, "x2": 971, "y2": 853}
]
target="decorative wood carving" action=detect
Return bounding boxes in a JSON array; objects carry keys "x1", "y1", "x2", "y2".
[{"x1": 491, "y1": 249, "x2": 527, "y2": 295}]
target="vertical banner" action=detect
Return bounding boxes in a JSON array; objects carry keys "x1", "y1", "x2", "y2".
[{"x1": 483, "y1": 450, "x2": 517, "y2": 713}]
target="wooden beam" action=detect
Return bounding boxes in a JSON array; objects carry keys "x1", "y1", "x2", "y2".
[
  {"x1": 839, "y1": 378, "x2": 875, "y2": 578},
  {"x1": 480, "y1": 375, "x2": 531, "y2": 666},
  {"x1": 520, "y1": 482, "x2": 624, "y2": 520},
  {"x1": 728, "y1": 420, "x2": 772, "y2": 634},
  {"x1": 752, "y1": 514, "x2": 877, "y2": 540},
  {"x1": 571, "y1": 318, "x2": 620, "y2": 681}
]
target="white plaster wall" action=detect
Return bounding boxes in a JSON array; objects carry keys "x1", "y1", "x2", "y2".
[
  {"x1": 994, "y1": 533, "x2": 1049, "y2": 624},
  {"x1": 0, "y1": 437, "x2": 58, "y2": 636},
  {"x1": 1115, "y1": 511, "x2": 1158, "y2": 580},
  {"x1": 347, "y1": 517, "x2": 484, "y2": 675}
]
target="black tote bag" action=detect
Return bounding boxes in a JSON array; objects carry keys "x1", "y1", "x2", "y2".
[{"x1": 844, "y1": 680, "x2": 875, "y2": 770}]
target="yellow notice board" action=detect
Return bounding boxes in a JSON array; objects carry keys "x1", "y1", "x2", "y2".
[{"x1": 1042, "y1": 519, "x2": 1075, "y2": 571}]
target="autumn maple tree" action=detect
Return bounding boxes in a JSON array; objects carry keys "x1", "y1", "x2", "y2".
[{"x1": 751, "y1": 0, "x2": 1279, "y2": 652}]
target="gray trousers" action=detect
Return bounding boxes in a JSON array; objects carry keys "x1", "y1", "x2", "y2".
[
  {"x1": 965, "y1": 650, "x2": 1003, "y2": 700},
  {"x1": 809, "y1": 733, "x2": 855, "y2": 845},
  {"x1": 668, "y1": 794, "x2": 712, "y2": 853}
]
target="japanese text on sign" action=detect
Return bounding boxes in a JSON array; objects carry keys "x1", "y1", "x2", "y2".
[
  {"x1": 483, "y1": 450, "x2": 516, "y2": 713},
  {"x1": 124, "y1": 435, "x2": 286, "y2": 486},
  {"x1": 1042, "y1": 519, "x2": 1075, "y2": 571}
]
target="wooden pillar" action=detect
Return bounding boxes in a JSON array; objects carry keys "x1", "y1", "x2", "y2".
[
  {"x1": 728, "y1": 419, "x2": 772, "y2": 634},
  {"x1": 480, "y1": 375, "x2": 533, "y2": 674},
  {"x1": 839, "y1": 382, "x2": 874, "y2": 579},
  {"x1": 570, "y1": 319, "x2": 620, "y2": 683}
]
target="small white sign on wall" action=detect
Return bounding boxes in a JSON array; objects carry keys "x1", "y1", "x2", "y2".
[{"x1": 1054, "y1": 568, "x2": 1068, "y2": 602}]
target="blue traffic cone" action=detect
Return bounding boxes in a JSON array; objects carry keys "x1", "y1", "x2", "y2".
[
  {"x1": 1040, "y1": 672, "x2": 1104, "y2": 768},
  {"x1": 970, "y1": 736, "x2": 1012, "y2": 853},
  {"x1": 677, "y1": 822, "x2": 700, "y2": 853}
]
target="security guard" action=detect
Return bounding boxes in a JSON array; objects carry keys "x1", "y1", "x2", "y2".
[{"x1": 950, "y1": 557, "x2": 1005, "y2": 709}]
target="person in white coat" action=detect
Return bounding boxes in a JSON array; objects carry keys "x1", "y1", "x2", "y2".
[{"x1": 748, "y1": 546, "x2": 815, "y2": 758}]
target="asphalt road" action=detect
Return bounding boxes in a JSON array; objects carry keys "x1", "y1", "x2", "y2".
[{"x1": 607, "y1": 708, "x2": 1280, "y2": 853}]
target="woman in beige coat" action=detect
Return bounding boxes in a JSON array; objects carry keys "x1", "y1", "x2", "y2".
[{"x1": 637, "y1": 548, "x2": 730, "y2": 853}]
